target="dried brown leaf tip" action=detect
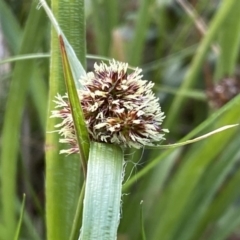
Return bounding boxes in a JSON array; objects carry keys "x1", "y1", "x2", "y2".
[{"x1": 51, "y1": 60, "x2": 169, "y2": 154}]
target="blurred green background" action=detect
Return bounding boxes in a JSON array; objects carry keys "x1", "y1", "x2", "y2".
[{"x1": 1, "y1": 0, "x2": 240, "y2": 239}]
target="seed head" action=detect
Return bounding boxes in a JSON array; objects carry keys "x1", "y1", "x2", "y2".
[{"x1": 51, "y1": 60, "x2": 168, "y2": 154}]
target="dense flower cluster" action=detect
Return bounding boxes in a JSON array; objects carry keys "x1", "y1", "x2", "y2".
[{"x1": 51, "y1": 60, "x2": 168, "y2": 154}]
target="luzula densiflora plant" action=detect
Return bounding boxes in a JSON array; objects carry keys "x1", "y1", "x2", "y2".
[
  {"x1": 51, "y1": 60, "x2": 169, "y2": 239},
  {"x1": 40, "y1": 1, "x2": 170, "y2": 238},
  {"x1": 51, "y1": 60, "x2": 169, "y2": 154},
  {"x1": 40, "y1": 0, "x2": 237, "y2": 239}
]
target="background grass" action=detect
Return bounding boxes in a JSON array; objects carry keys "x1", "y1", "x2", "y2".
[{"x1": 0, "y1": 0, "x2": 240, "y2": 239}]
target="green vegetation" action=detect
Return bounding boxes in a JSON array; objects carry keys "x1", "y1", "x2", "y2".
[{"x1": 0, "y1": 0, "x2": 240, "y2": 239}]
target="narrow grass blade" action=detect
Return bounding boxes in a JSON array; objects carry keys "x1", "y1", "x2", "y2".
[
  {"x1": 148, "y1": 124, "x2": 239, "y2": 149},
  {"x1": 30, "y1": 69, "x2": 47, "y2": 131},
  {"x1": 0, "y1": 0, "x2": 22, "y2": 53},
  {"x1": 80, "y1": 142, "x2": 124, "y2": 240},
  {"x1": 90, "y1": 0, "x2": 118, "y2": 55},
  {"x1": 70, "y1": 182, "x2": 86, "y2": 240},
  {"x1": 0, "y1": 53, "x2": 50, "y2": 64},
  {"x1": 215, "y1": 0, "x2": 240, "y2": 79},
  {"x1": 14, "y1": 194, "x2": 26, "y2": 240},
  {"x1": 39, "y1": 0, "x2": 86, "y2": 89},
  {"x1": 129, "y1": 0, "x2": 154, "y2": 65},
  {"x1": 59, "y1": 36, "x2": 90, "y2": 173},
  {"x1": 0, "y1": 4, "x2": 46, "y2": 239},
  {"x1": 154, "y1": 85, "x2": 206, "y2": 101},
  {"x1": 140, "y1": 201, "x2": 146, "y2": 240}
]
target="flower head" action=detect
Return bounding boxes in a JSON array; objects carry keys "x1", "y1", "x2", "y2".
[{"x1": 52, "y1": 60, "x2": 168, "y2": 154}]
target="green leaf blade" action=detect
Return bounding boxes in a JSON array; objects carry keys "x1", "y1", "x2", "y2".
[
  {"x1": 80, "y1": 142, "x2": 124, "y2": 240},
  {"x1": 45, "y1": 1, "x2": 86, "y2": 239},
  {"x1": 59, "y1": 35, "x2": 90, "y2": 173},
  {"x1": 0, "y1": 3, "x2": 47, "y2": 239}
]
